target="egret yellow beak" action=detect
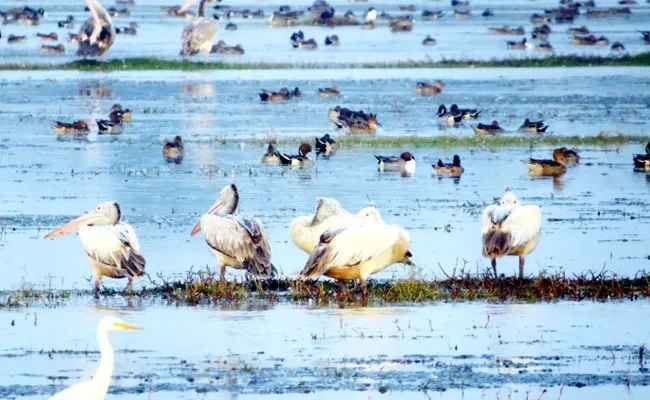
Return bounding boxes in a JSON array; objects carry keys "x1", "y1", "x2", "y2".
[{"x1": 114, "y1": 321, "x2": 142, "y2": 330}]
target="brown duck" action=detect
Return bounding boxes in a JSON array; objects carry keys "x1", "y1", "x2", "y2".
[
  {"x1": 523, "y1": 150, "x2": 567, "y2": 176},
  {"x1": 433, "y1": 155, "x2": 464, "y2": 176},
  {"x1": 52, "y1": 120, "x2": 90, "y2": 134}
]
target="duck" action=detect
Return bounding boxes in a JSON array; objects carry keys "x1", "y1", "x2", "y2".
[
  {"x1": 451, "y1": 104, "x2": 481, "y2": 119},
  {"x1": 596, "y1": 36, "x2": 610, "y2": 46},
  {"x1": 415, "y1": 80, "x2": 445, "y2": 95},
  {"x1": 110, "y1": 104, "x2": 132, "y2": 122},
  {"x1": 640, "y1": 31, "x2": 650, "y2": 43},
  {"x1": 633, "y1": 142, "x2": 650, "y2": 169},
  {"x1": 225, "y1": 22, "x2": 237, "y2": 31},
  {"x1": 375, "y1": 152, "x2": 416, "y2": 175},
  {"x1": 523, "y1": 151, "x2": 567, "y2": 176},
  {"x1": 163, "y1": 136, "x2": 185, "y2": 163},
  {"x1": 291, "y1": 31, "x2": 317, "y2": 49},
  {"x1": 116, "y1": 21, "x2": 138, "y2": 35},
  {"x1": 7, "y1": 34, "x2": 27, "y2": 44},
  {"x1": 211, "y1": 40, "x2": 245, "y2": 54},
  {"x1": 553, "y1": 147, "x2": 580, "y2": 164},
  {"x1": 519, "y1": 118, "x2": 549, "y2": 133},
  {"x1": 611, "y1": 41, "x2": 625, "y2": 52},
  {"x1": 530, "y1": 13, "x2": 551, "y2": 24},
  {"x1": 536, "y1": 42, "x2": 554, "y2": 52},
  {"x1": 567, "y1": 26, "x2": 589, "y2": 35},
  {"x1": 361, "y1": 21, "x2": 374, "y2": 29},
  {"x1": 299, "y1": 222, "x2": 412, "y2": 304},
  {"x1": 451, "y1": 0, "x2": 470, "y2": 6},
  {"x1": 289, "y1": 198, "x2": 384, "y2": 254},
  {"x1": 433, "y1": 155, "x2": 464, "y2": 176},
  {"x1": 261, "y1": 143, "x2": 283, "y2": 165},
  {"x1": 52, "y1": 120, "x2": 90, "y2": 134},
  {"x1": 324, "y1": 34, "x2": 339, "y2": 46},
  {"x1": 422, "y1": 35, "x2": 437, "y2": 46},
  {"x1": 97, "y1": 110, "x2": 123, "y2": 134},
  {"x1": 35, "y1": 32, "x2": 58, "y2": 41},
  {"x1": 58, "y1": 14, "x2": 75, "y2": 28},
  {"x1": 7, "y1": 7, "x2": 44, "y2": 25},
  {"x1": 453, "y1": 9, "x2": 472, "y2": 19},
  {"x1": 482, "y1": 8, "x2": 494, "y2": 17},
  {"x1": 107, "y1": 6, "x2": 131, "y2": 17},
  {"x1": 482, "y1": 188, "x2": 542, "y2": 279},
  {"x1": 437, "y1": 105, "x2": 463, "y2": 125},
  {"x1": 390, "y1": 16, "x2": 414, "y2": 33},
  {"x1": 422, "y1": 10, "x2": 443, "y2": 20},
  {"x1": 531, "y1": 24, "x2": 551, "y2": 40},
  {"x1": 315, "y1": 134, "x2": 337, "y2": 154},
  {"x1": 41, "y1": 44, "x2": 65, "y2": 54},
  {"x1": 471, "y1": 121, "x2": 504, "y2": 135},
  {"x1": 279, "y1": 143, "x2": 313, "y2": 167},
  {"x1": 329, "y1": 106, "x2": 380, "y2": 134},
  {"x1": 318, "y1": 85, "x2": 340, "y2": 97},
  {"x1": 400, "y1": 5, "x2": 417, "y2": 12},
  {"x1": 68, "y1": 33, "x2": 80, "y2": 43},
  {"x1": 259, "y1": 88, "x2": 291, "y2": 102},
  {"x1": 162, "y1": 5, "x2": 195, "y2": 17},
  {"x1": 364, "y1": 7, "x2": 377, "y2": 23},
  {"x1": 572, "y1": 34, "x2": 597, "y2": 45},
  {"x1": 490, "y1": 25, "x2": 525, "y2": 35},
  {"x1": 507, "y1": 37, "x2": 530, "y2": 49}
]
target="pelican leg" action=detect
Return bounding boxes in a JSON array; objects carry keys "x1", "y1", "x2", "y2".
[
  {"x1": 491, "y1": 258, "x2": 497, "y2": 278},
  {"x1": 219, "y1": 264, "x2": 227, "y2": 283},
  {"x1": 94, "y1": 277, "x2": 101, "y2": 298},
  {"x1": 518, "y1": 256, "x2": 525, "y2": 280},
  {"x1": 360, "y1": 279, "x2": 368, "y2": 307},
  {"x1": 124, "y1": 277, "x2": 134, "y2": 295}
]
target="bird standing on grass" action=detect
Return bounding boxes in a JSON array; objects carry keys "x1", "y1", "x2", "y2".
[{"x1": 179, "y1": 0, "x2": 219, "y2": 62}]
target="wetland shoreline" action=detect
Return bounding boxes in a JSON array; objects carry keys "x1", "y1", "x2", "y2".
[{"x1": 1, "y1": 53, "x2": 649, "y2": 71}]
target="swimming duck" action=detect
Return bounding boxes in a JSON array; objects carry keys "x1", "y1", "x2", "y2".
[
  {"x1": 259, "y1": 88, "x2": 291, "y2": 102},
  {"x1": 536, "y1": 42, "x2": 554, "y2": 52},
  {"x1": 290, "y1": 31, "x2": 317, "y2": 49},
  {"x1": 453, "y1": 9, "x2": 472, "y2": 19},
  {"x1": 596, "y1": 36, "x2": 610, "y2": 46},
  {"x1": 211, "y1": 40, "x2": 245, "y2": 54},
  {"x1": 261, "y1": 143, "x2": 282, "y2": 165},
  {"x1": 163, "y1": 136, "x2": 185, "y2": 163},
  {"x1": 97, "y1": 118, "x2": 122, "y2": 134},
  {"x1": 572, "y1": 34, "x2": 597, "y2": 45},
  {"x1": 567, "y1": 26, "x2": 589, "y2": 35},
  {"x1": 107, "y1": 6, "x2": 130, "y2": 17},
  {"x1": 523, "y1": 151, "x2": 567, "y2": 176},
  {"x1": 482, "y1": 8, "x2": 494, "y2": 17},
  {"x1": 41, "y1": 44, "x2": 65, "y2": 54},
  {"x1": 553, "y1": 147, "x2": 580, "y2": 164},
  {"x1": 390, "y1": 16, "x2": 414, "y2": 32},
  {"x1": 471, "y1": 121, "x2": 504, "y2": 135},
  {"x1": 532, "y1": 24, "x2": 551, "y2": 40},
  {"x1": 400, "y1": 5, "x2": 417, "y2": 12},
  {"x1": 68, "y1": 33, "x2": 80, "y2": 43},
  {"x1": 35, "y1": 32, "x2": 58, "y2": 41},
  {"x1": 506, "y1": 37, "x2": 530, "y2": 49},
  {"x1": 415, "y1": 81, "x2": 445, "y2": 95},
  {"x1": 422, "y1": 35, "x2": 437, "y2": 46},
  {"x1": 110, "y1": 104, "x2": 132, "y2": 122},
  {"x1": 489, "y1": 25, "x2": 525, "y2": 35},
  {"x1": 519, "y1": 118, "x2": 549, "y2": 133},
  {"x1": 640, "y1": 31, "x2": 650, "y2": 43},
  {"x1": 7, "y1": 7, "x2": 44, "y2": 25},
  {"x1": 58, "y1": 15, "x2": 75, "y2": 28},
  {"x1": 318, "y1": 85, "x2": 340, "y2": 97},
  {"x1": 433, "y1": 155, "x2": 464, "y2": 177},
  {"x1": 364, "y1": 7, "x2": 377, "y2": 23},
  {"x1": 375, "y1": 152, "x2": 416, "y2": 175},
  {"x1": 611, "y1": 41, "x2": 625, "y2": 52},
  {"x1": 451, "y1": 104, "x2": 481, "y2": 119},
  {"x1": 530, "y1": 13, "x2": 551, "y2": 24},
  {"x1": 325, "y1": 34, "x2": 339, "y2": 46},
  {"x1": 633, "y1": 142, "x2": 650, "y2": 169},
  {"x1": 52, "y1": 120, "x2": 90, "y2": 134},
  {"x1": 116, "y1": 22, "x2": 138, "y2": 35},
  {"x1": 315, "y1": 133, "x2": 337, "y2": 154},
  {"x1": 451, "y1": 0, "x2": 470, "y2": 6},
  {"x1": 437, "y1": 105, "x2": 463, "y2": 125},
  {"x1": 422, "y1": 10, "x2": 443, "y2": 20},
  {"x1": 225, "y1": 22, "x2": 237, "y2": 31},
  {"x1": 279, "y1": 143, "x2": 313, "y2": 167},
  {"x1": 7, "y1": 34, "x2": 27, "y2": 44},
  {"x1": 330, "y1": 107, "x2": 380, "y2": 134}
]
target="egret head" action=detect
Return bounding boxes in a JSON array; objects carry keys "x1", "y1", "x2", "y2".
[{"x1": 99, "y1": 316, "x2": 142, "y2": 331}]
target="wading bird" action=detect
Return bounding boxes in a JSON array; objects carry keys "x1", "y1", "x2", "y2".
[
  {"x1": 49, "y1": 316, "x2": 141, "y2": 400},
  {"x1": 44, "y1": 201, "x2": 145, "y2": 296},
  {"x1": 77, "y1": 0, "x2": 116, "y2": 57},
  {"x1": 289, "y1": 198, "x2": 383, "y2": 253},
  {"x1": 300, "y1": 223, "x2": 412, "y2": 304},
  {"x1": 190, "y1": 184, "x2": 276, "y2": 281},
  {"x1": 178, "y1": 0, "x2": 219, "y2": 62},
  {"x1": 482, "y1": 188, "x2": 541, "y2": 279}
]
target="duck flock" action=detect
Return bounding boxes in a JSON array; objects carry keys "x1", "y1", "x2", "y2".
[{"x1": 0, "y1": 0, "x2": 649, "y2": 59}]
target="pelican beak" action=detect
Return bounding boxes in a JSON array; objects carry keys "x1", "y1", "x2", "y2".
[
  {"x1": 114, "y1": 321, "x2": 142, "y2": 330},
  {"x1": 190, "y1": 200, "x2": 224, "y2": 236},
  {"x1": 44, "y1": 211, "x2": 102, "y2": 239}
]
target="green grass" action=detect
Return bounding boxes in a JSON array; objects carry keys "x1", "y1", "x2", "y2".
[
  {"x1": 222, "y1": 132, "x2": 650, "y2": 148},
  {"x1": 1, "y1": 53, "x2": 649, "y2": 71}
]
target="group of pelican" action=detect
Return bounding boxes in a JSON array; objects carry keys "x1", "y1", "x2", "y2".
[{"x1": 44, "y1": 183, "x2": 542, "y2": 300}]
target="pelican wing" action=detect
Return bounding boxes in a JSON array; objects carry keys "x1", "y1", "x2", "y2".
[
  {"x1": 300, "y1": 224, "x2": 401, "y2": 278},
  {"x1": 77, "y1": 17, "x2": 116, "y2": 56},
  {"x1": 481, "y1": 204, "x2": 515, "y2": 233},
  {"x1": 181, "y1": 19, "x2": 218, "y2": 56},
  {"x1": 80, "y1": 223, "x2": 145, "y2": 278},
  {"x1": 500, "y1": 205, "x2": 542, "y2": 248},
  {"x1": 201, "y1": 214, "x2": 275, "y2": 278}
]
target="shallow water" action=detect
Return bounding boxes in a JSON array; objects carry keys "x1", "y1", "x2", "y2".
[
  {"x1": 0, "y1": 68, "x2": 649, "y2": 292},
  {"x1": 0, "y1": 0, "x2": 649, "y2": 65},
  {"x1": 1, "y1": 300, "x2": 649, "y2": 398}
]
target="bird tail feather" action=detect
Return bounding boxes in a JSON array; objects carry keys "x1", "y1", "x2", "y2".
[{"x1": 483, "y1": 230, "x2": 510, "y2": 258}]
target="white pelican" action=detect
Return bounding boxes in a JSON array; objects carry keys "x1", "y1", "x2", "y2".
[
  {"x1": 299, "y1": 223, "x2": 413, "y2": 302},
  {"x1": 49, "y1": 316, "x2": 141, "y2": 400},
  {"x1": 44, "y1": 201, "x2": 145, "y2": 296},
  {"x1": 289, "y1": 198, "x2": 383, "y2": 254},
  {"x1": 190, "y1": 184, "x2": 276, "y2": 280},
  {"x1": 481, "y1": 188, "x2": 542, "y2": 279},
  {"x1": 77, "y1": 0, "x2": 116, "y2": 57},
  {"x1": 178, "y1": 0, "x2": 219, "y2": 62}
]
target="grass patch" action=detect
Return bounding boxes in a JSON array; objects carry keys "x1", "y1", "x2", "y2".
[
  {"x1": 2, "y1": 269, "x2": 649, "y2": 307},
  {"x1": 234, "y1": 133, "x2": 650, "y2": 148},
  {"x1": 1, "y1": 53, "x2": 649, "y2": 71}
]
